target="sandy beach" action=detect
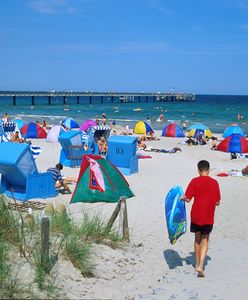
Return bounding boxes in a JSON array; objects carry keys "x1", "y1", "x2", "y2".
[{"x1": 6, "y1": 129, "x2": 248, "y2": 299}]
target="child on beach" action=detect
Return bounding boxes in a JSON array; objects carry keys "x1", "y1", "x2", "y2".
[{"x1": 181, "y1": 160, "x2": 221, "y2": 278}]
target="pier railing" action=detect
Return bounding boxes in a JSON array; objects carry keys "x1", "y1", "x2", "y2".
[{"x1": 0, "y1": 91, "x2": 195, "y2": 106}]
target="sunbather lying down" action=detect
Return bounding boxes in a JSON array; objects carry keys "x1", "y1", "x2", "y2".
[{"x1": 144, "y1": 146, "x2": 182, "y2": 153}]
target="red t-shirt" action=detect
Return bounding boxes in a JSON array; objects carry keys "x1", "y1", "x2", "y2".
[{"x1": 185, "y1": 176, "x2": 221, "y2": 225}]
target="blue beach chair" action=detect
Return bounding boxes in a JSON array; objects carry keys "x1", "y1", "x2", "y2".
[
  {"x1": 59, "y1": 130, "x2": 87, "y2": 167},
  {"x1": 0, "y1": 142, "x2": 57, "y2": 201}
]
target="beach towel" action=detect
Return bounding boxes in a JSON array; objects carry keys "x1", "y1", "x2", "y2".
[{"x1": 137, "y1": 154, "x2": 152, "y2": 159}]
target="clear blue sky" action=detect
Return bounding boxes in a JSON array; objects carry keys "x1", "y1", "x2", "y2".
[{"x1": 0, "y1": 0, "x2": 248, "y2": 95}]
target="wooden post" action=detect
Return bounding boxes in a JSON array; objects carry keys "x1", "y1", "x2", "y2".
[
  {"x1": 77, "y1": 96, "x2": 80, "y2": 104},
  {"x1": 48, "y1": 95, "x2": 51, "y2": 105},
  {"x1": 101, "y1": 96, "x2": 103, "y2": 103},
  {"x1": 123, "y1": 200, "x2": 129, "y2": 241},
  {"x1": 13, "y1": 95, "x2": 16, "y2": 106},
  {"x1": 118, "y1": 200, "x2": 125, "y2": 238},
  {"x1": 107, "y1": 196, "x2": 129, "y2": 241},
  {"x1": 31, "y1": 95, "x2": 35, "y2": 106},
  {"x1": 107, "y1": 201, "x2": 121, "y2": 230},
  {"x1": 41, "y1": 216, "x2": 50, "y2": 273}
]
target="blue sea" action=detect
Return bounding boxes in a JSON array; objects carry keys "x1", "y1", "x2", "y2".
[{"x1": 0, "y1": 94, "x2": 248, "y2": 134}]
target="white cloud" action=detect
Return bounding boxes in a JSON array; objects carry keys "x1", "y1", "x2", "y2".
[
  {"x1": 29, "y1": 0, "x2": 78, "y2": 14},
  {"x1": 145, "y1": 0, "x2": 172, "y2": 15}
]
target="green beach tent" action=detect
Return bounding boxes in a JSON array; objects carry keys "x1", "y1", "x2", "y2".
[{"x1": 70, "y1": 154, "x2": 134, "y2": 203}]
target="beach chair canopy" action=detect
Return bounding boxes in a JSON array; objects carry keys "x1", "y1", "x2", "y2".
[
  {"x1": 0, "y1": 143, "x2": 56, "y2": 200},
  {"x1": 70, "y1": 154, "x2": 134, "y2": 204},
  {"x1": 216, "y1": 133, "x2": 248, "y2": 154},
  {"x1": 61, "y1": 117, "x2": 79, "y2": 129},
  {"x1": 162, "y1": 123, "x2": 185, "y2": 138},
  {"x1": 134, "y1": 121, "x2": 154, "y2": 135},
  {"x1": 21, "y1": 122, "x2": 47, "y2": 139},
  {"x1": 87, "y1": 125, "x2": 111, "y2": 155},
  {"x1": 58, "y1": 130, "x2": 87, "y2": 167},
  {"x1": 46, "y1": 125, "x2": 65, "y2": 143},
  {"x1": 223, "y1": 124, "x2": 245, "y2": 138},
  {"x1": 0, "y1": 122, "x2": 19, "y2": 142}
]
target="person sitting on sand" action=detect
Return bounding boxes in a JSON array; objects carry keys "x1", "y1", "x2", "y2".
[
  {"x1": 11, "y1": 131, "x2": 25, "y2": 143},
  {"x1": 186, "y1": 137, "x2": 196, "y2": 146},
  {"x1": 42, "y1": 119, "x2": 51, "y2": 130},
  {"x1": 211, "y1": 137, "x2": 218, "y2": 150},
  {"x1": 181, "y1": 160, "x2": 221, "y2": 278},
  {"x1": 47, "y1": 163, "x2": 74, "y2": 194},
  {"x1": 137, "y1": 139, "x2": 146, "y2": 150},
  {"x1": 97, "y1": 135, "x2": 108, "y2": 155},
  {"x1": 146, "y1": 131, "x2": 157, "y2": 141}
]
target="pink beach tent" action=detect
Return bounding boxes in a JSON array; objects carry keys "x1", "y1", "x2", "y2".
[
  {"x1": 80, "y1": 119, "x2": 97, "y2": 132},
  {"x1": 46, "y1": 125, "x2": 65, "y2": 143}
]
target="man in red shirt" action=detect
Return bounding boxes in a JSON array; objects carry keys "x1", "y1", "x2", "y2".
[{"x1": 181, "y1": 160, "x2": 221, "y2": 278}]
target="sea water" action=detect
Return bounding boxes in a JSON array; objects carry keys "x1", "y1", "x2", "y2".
[{"x1": 0, "y1": 94, "x2": 248, "y2": 134}]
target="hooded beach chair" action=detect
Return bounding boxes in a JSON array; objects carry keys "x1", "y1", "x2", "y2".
[
  {"x1": 88, "y1": 125, "x2": 111, "y2": 155},
  {"x1": 0, "y1": 122, "x2": 18, "y2": 142},
  {"x1": 0, "y1": 142, "x2": 57, "y2": 201},
  {"x1": 58, "y1": 130, "x2": 88, "y2": 167},
  {"x1": 107, "y1": 135, "x2": 138, "y2": 175}
]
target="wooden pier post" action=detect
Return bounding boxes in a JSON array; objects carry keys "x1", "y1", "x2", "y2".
[
  {"x1": 48, "y1": 95, "x2": 51, "y2": 105},
  {"x1": 31, "y1": 96, "x2": 35, "y2": 106},
  {"x1": 111, "y1": 95, "x2": 114, "y2": 103},
  {"x1": 89, "y1": 95, "x2": 92, "y2": 104},
  {"x1": 63, "y1": 96, "x2": 67, "y2": 105},
  {"x1": 101, "y1": 96, "x2": 103, "y2": 103},
  {"x1": 77, "y1": 96, "x2": 80, "y2": 104},
  {"x1": 138, "y1": 96, "x2": 141, "y2": 102},
  {"x1": 146, "y1": 96, "x2": 148, "y2": 102},
  {"x1": 13, "y1": 95, "x2": 16, "y2": 106}
]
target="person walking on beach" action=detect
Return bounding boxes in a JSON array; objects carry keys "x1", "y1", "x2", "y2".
[{"x1": 181, "y1": 160, "x2": 221, "y2": 278}]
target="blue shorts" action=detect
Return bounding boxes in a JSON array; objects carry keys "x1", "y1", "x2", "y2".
[{"x1": 190, "y1": 223, "x2": 213, "y2": 235}]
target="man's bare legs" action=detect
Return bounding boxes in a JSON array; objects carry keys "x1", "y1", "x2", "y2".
[
  {"x1": 194, "y1": 232, "x2": 209, "y2": 277},
  {"x1": 55, "y1": 180, "x2": 72, "y2": 194}
]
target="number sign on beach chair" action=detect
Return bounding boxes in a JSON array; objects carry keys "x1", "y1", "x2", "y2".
[{"x1": 107, "y1": 135, "x2": 138, "y2": 175}]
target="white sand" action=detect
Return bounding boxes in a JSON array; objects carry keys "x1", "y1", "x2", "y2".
[{"x1": 20, "y1": 132, "x2": 248, "y2": 299}]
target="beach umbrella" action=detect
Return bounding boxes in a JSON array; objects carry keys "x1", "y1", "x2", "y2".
[
  {"x1": 223, "y1": 124, "x2": 245, "y2": 138},
  {"x1": 187, "y1": 124, "x2": 212, "y2": 138},
  {"x1": 134, "y1": 121, "x2": 154, "y2": 135},
  {"x1": 80, "y1": 119, "x2": 97, "y2": 132},
  {"x1": 162, "y1": 123, "x2": 185, "y2": 138},
  {"x1": 12, "y1": 119, "x2": 26, "y2": 130},
  {"x1": 61, "y1": 117, "x2": 79, "y2": 129},
  {"x1": 216, "y1": 134, "x2": 248, "y2": 153},
  {"x1": 46, "y1": 125, "x2": 65, "y2": 143},
  {"x1": 21, "y1": 122, "x2": 47, "y2": 139}
]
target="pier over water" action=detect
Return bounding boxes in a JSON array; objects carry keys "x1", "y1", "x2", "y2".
[{"x1": 0, "y1": 91, "x2": 195, "y2": 106}]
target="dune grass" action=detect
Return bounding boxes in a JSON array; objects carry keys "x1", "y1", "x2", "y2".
[{"x1": 0, "y1": 196, "x2": 124, "y2": 298}]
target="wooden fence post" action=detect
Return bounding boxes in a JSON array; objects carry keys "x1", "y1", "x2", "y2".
[
  {"x1": 118, "y1": 199, "x2": 125, "y2": 238},
  {"x1": 107, "y1": 201, "x2": 121, "y2": 230},
  {"x1": 123, "y1": 199, "x2": 129, "y2": 241},
  {"x1": 41, "y1": 216, "x2": 50, "y2": 273}
]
